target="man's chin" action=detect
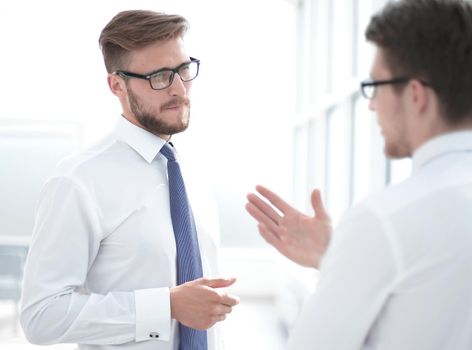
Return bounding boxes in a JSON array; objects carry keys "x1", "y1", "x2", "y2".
[
  {"x1": 151, "y1": 122, "x2": 189, "y2": 137},
  {"x1": 136, "y1": 112, "x2": 190, "y2": 136},
  {"x1": 169, "y1": 123, "x2": 189, "y2": 135},
  {"x1": 384, "y1": 145, "x2": 411, "y2": 159}
]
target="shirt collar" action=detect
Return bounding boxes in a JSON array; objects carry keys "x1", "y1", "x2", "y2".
[
  {"x1": 412, "y1": 130, "x2": 472, "y2": 173},
  {"x1": 114, "y1": 116, "x2": 167, "y2": 163}
]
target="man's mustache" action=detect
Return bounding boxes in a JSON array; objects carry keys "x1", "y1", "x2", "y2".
[{"x1": 160, "y1": 96, "x2": 190, "y2": 111}]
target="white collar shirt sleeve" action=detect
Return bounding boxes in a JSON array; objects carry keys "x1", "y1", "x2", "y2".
[
  {"x1": 287, "y1": 131, "x2": 472, "y2": 350},
  {"x1": 20, "y1": 116, "x2": 221, "y2": 350}
]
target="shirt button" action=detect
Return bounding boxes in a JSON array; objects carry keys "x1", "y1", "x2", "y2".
[{"x1": 149, "y1": 332, "x2": 159, "y2": 338}]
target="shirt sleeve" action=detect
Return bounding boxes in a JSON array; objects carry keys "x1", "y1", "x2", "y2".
[
  {"x1": 135, "y1": 288, "x2": 171, "y2": 342},
  {"x1": 286, "y1": 204, "x2": 402, "y2": 350},
  {"x1": 19, "y1": 176, "x2": 171, "y2": 345}
]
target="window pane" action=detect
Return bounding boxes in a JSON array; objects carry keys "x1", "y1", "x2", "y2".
[
  {"x1": 309, "y1": 0, "x2": 330, "y2": 100},
  {"x1": 325, "y1": 106, "x2": 351, "y2": 224},
  {"x1": 330, "y1": 0, "x2": 354, "y2": 90},
  {"x1": 355, "y1": 0, "x2": 375, "y2": 79},
  {"x1": 352, "y1": 95, "x2": 372, "y2": 203},
  {"x1": 307, "y1": 117, "x2": 326, "y2": 210},
  {"x1": 293, "y1": 124, "x2": 309, "y2": 210}
]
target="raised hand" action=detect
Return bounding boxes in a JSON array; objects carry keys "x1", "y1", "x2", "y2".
[
  {"x1": 170, "y1": 277, "x2": 239, "y2": 330},
  {"x1": 246, "y1": 185, "x2": 332, "y2": 268}
]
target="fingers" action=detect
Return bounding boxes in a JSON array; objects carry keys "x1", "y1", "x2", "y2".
[
  {"x1": 245, "y1": 201, "x2": 281, "y2": 237},
  {"x1": 216, "y1": 304, "x2": 234, "y2": 315},
  {"x1": 199, "y1": 277, "x2": 240, "y2": 306},
  {"x1": 246, "y1": 186, "x2": 291, "y2": 244},
  {"x1": 311, "y1": 189, "x2": 330, "y2": 220},
  {"x1": 203, "y1": 277, "x2": 236, "y2": 289},
  {"x1": 258, "y1": 223, "x2": 283, "y2": 247},
  {"x1": 208, "y1": 287, "x2": 239, "y2": 325},
  {"x1": 205, "y1": 302, "x2": 233, "y2": 327},
  {"x1": 219, "y1": 293, "x2": 240, "y2": 307},
  {"x1": 170, "y1": 279, "x2": 240, "y2": 330},
  {"x1": 246, "y1": 193, "x2": 282, "y2": 226},
  {"x1": 255, "y1": 185, "x2": 291, "y2": 214}
]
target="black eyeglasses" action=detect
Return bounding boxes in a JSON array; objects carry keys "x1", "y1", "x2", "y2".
[
  {"x1": 360, "y1": 77, "x2": 432, "y2": 99},
  {"x1": 360, "y1": 77, "x2": 410, "y2": 99},
  {"x1": 114, "y1": 57, "x2": 200, "y2": 90}
]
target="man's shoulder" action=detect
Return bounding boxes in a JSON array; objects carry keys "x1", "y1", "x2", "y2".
[
  {"x1": 356, "y1": 174, "x2": 427, "y2": 220},
  {"x1": 53, "y1": 133, "x2": 127, "y2": 179},
  {"x1": 357, "y1": 166, "x2": 467, "y2": 227}
]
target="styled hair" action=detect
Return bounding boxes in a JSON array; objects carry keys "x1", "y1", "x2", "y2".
[
  {"x1": 366, "y1": 0, "x2": 472, "y2": 125},
  {"x1": 99, "y1": 10, "x2": 188, "y2": 73}
]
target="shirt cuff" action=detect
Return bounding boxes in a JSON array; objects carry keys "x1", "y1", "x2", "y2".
[{"x1": 135, "y1": 287, "x2": 171, "y2": 342}]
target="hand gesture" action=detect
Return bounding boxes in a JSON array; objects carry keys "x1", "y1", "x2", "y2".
[
  {"x1": 170, "y1": 277, "x2": 239, "y2": 330},
  {"x1": 246, "y1": 185, "x2": 332, "y2": 268}
]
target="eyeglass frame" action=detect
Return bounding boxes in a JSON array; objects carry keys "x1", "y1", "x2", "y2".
[
  {"x1": 113, "y1": 57, "x2": 200, "y2": 90},
  {"x1": 360, "y1": 77, "x2": 431, "y2": 99}
]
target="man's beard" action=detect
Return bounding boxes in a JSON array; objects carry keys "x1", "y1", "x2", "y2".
[
  {"x1": 126, "y1": 85, "x2": 190, "y2": 136},
  {"x1": 381, "y1": 117, "x2": 412, "y2": 160},
  {"x1": 384, "y1": 142, "x2": 411, "y2": 159}
]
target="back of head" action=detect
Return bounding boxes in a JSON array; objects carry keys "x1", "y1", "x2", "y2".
[
  {"x1": 365, "y1": 0, "x2": 472, "y2": 125},
  {"x1": 99, "y1": 10, "x2": 188, "y2": 73}
]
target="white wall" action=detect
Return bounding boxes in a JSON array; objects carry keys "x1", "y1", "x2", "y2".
[
  {"x1": 0, "y1": 1, "x2": 298, "y2": 300},
  {"x1": 0, "y1": 0, "x2": 297, "y2": 246}
]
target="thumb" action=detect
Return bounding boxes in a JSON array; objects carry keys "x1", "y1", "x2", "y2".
[
  {"x1": 203, "y1": 277, "x2": 237, "y2": 289},
  {"x1": 311, "y1": 189, "x2": 329, "y2": 220}
]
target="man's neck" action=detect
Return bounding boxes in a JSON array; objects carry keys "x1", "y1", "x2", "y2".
[{"x1": 410, "y1": 115, "x2": 472, "y2": 154}]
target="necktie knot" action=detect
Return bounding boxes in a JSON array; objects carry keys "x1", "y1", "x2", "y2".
[{"x1": 160, "y1": 143, "x2": 177, "y2": 162}]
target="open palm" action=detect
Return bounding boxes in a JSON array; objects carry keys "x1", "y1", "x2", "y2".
[{"x1": 246, "y1": 185, "x2": 332, "y2": 268}]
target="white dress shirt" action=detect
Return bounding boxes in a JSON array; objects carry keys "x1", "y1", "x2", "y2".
[
  {"x1": 20, "y1": 116, "x2": 222, "y2": 350},
  {"x1": 287, "y1": 130, "x2": 472, "y2": 350}
]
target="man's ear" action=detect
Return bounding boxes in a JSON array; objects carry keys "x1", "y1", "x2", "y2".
[
  {"x1": 408, "y1": 79, "x2": 429, "y2": 117},
  {"x1": 107, "y1": 73, "x2": 126, "y2": 97}
]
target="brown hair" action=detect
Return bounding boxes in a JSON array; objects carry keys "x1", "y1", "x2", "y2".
[
  {"x1": 366, "y1": 0, "x2": 472, "y2": 125},
  {"x1": 99, "y1": 10, "x2": 188, "y2": 73}
]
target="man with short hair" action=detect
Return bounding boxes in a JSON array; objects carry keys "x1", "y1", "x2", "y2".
[
  {"x1": 20, "y1": 10, "x2": 238, "y2": 350},
  {"x1": 246, "y1": 0, "x2": 472, "y2": 349}
]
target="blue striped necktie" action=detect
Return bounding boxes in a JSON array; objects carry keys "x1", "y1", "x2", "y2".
[{"x1": 160, "y1": 143, "x2": 208, "y2": 350}]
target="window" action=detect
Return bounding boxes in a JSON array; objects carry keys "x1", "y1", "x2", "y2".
[
  {"x1": 325, "y1": 105, "x2": 351, "y2": 223},
  {"x1": 292, "y1": 0, "x2": 389, "y2": 223}
]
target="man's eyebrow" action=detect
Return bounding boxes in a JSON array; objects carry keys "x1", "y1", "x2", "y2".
[{"x1": 144, "y1": 60, "x2": 192, "y2": 76}]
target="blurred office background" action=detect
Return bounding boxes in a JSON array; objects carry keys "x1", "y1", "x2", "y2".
[{"x1": 0, "y1": 0, "x2": 412, "y2": 349}]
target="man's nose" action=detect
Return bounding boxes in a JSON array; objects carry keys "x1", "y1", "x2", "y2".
[{"x1": 167, "y1": 73, "x2": 188, "y2": 96}]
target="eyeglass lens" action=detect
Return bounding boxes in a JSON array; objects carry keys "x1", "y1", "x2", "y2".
[
  {"x1": 150, "y1": 61, "x2": 198, "y2": 90},
  {"x1": 362, "y1": 84, "x2": 375, "y2": 99}
]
